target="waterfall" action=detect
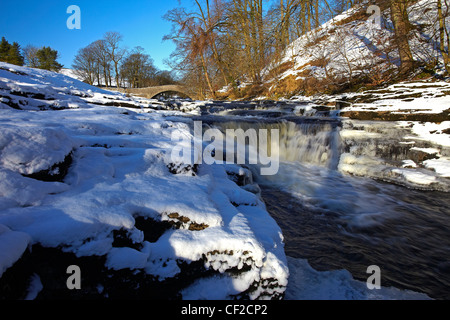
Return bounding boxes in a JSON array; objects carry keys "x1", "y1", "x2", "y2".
[{"x1": 212, "y1": 119, "x2": 342, "y2": 170}]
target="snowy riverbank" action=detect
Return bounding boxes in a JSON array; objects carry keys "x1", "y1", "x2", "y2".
[{"x1": 0, "y1": 62, "x2": 288, "y2": 299}]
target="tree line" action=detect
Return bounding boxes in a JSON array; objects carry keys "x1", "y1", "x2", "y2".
[
  {"x1": 163, "y1": 0, "x2": 361, "y2": 98},
  {"x1": 0, "y1": 37, "x2": 63, "y2": 72},
  {"x1": 72, "y1": 31, "x2": 176, "y2": 89},
  {"x1": 163, "y1": 0, "x2": 450, "y2": 99}
]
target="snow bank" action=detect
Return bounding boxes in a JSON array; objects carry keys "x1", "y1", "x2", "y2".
[
  {"x1": 0, "y1": 126, "x2": 76, "y2": 175},
  {"x1": 423, "y1": 158, "x2": 450, "y2": 178},
  {"x1": 405, "y1": 121, "x2": 450, "y2": 148},
  {"x1": 106, "y1": 247, "x2": 150, "y2": 271},
  {"x1": 0, "y1": 62, "x2": 115, "y2": 97},
  {"x1": 337, "y1": 118, "x2": 450, "y2": 191},
  {"x1": 0, "y1": 61, "x2": 133, "y2": 111},
  {"x1": 0, "y1": 224, "x2": 31, "y2": 277},
  {"x1": 285, "y1": 257, "x2": 430, "y2": 300},
  {"x1": 338, "y1": 153, "x2": 449, "y2": 191}
]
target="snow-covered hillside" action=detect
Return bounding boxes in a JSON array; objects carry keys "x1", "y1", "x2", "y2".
[
  {"x1": 266, "y1": 0, "x2": 449, "y2": 95},
  {"x1": 59, "y1": 68, "x2": 83, "y2": 82},
  {"x1": 0, "y1": 62, "x2": 288, "y2": 299}
]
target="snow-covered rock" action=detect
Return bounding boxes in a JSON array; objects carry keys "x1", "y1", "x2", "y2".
[{"x1": 0, "y1": 224, "x2": 31, "y2": 278}]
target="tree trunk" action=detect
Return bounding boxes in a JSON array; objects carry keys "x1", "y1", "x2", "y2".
[
  {"x1": 438, "y1": 0, "x2": 450, "y2": 73},
  {"x1": 200, "y1": 52, "x2": 216, "y2": 98},
  {"x1": 314, "y1": 0, "x2": 319, "y2": 28},
  {"x1": 97, "y1": 64, "x2": 101, "y2": 86},
  {"x1": 280, "y1": 0, "x2": 287, "y2": 49},
  {"x1": 390, "y1": 0, "x2": 414, "y2": 74},
  {"x1": 115, "y1": 63, "x2": 120, "y2": 89},
  {"x1": 301, "y1": 1, "x2": 307, "y2": 35},
  {"x1": 306, "y1": 0, "x2": 312, "y2": 32},
  {"x1": 103, "y1": 63, "x2": 108, "y2": 87},
  {"x1": 256, "y1": 0, "x2": 264, "y2": 83}
]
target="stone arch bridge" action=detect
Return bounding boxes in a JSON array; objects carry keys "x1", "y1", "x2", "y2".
[{"x1": 124, "y1": 85, "x2": 191, "y2": 99}]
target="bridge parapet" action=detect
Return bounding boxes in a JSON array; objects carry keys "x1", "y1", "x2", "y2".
[{"x1": 124, "y1": 85, "x2": 190, "y2": 99}]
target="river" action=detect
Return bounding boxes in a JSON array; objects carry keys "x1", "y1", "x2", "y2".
[{"x1": 183, "y1": 100, "x2": 450, "y2": 300}]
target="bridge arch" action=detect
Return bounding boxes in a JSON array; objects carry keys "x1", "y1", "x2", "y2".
[{"x1": 124, "y1": 85, "x2": 191, "y2": 100}]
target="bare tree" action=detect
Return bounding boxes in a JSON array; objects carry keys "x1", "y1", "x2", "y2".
[
  {"x1": 164, "y1": 0, "x2": 397, "y2": 96},
  {"x1": 72, "y1": 43, "x2": 98, "y2": 85},
  {"x1": 120, "y1": 47, "x2": 157, "y2": 88},
  {"x1": 227, "y1": 0, "x2": 267, "y2": 83},
  {"x1": 164, "y1": 4, "x2": 217, "y2": 97},
  {"x1": 23, "y1": 45, "x2": 40, "y2": 68},
  {"x1": 92, "y1": 40, "x2": 111, "y2": 87},
  {"x1": 104, "y1": 31, "x2": 127, "y2": 88}
]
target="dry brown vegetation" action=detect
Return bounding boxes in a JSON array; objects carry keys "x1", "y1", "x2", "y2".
[{"x1": 164, "y1": 0, "x2": 450, "y2": 100}]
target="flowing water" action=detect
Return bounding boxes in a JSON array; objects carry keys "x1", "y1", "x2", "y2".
[{"x1": 193, "y1": 102, "x2": 450, "y2": 299}]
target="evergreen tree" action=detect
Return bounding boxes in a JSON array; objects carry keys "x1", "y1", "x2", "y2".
[
  {"x1": 0, "y1": 37, "x2": 11, "y2": 62},
  {"x1": 36, "y1": 46, "x2": 63, "y2": 71},
  {"x1": 0, "y1": 38, "x2": 25, "y2": 66},
  {"x1": 7, "y1": 42, "x2": 24, "y2": 66}
]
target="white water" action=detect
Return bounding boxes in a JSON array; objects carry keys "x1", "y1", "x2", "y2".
[
  {"x1": 259, "y1": 161, "x2": 406, "y2": 228},
  {"x1": 214, "y1": 119, "x2": 341, "y2": 169}
]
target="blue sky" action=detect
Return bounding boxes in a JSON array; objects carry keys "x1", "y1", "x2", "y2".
[{"x1": 0, "y1": 1, "x2": 181, "y2": 70}]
